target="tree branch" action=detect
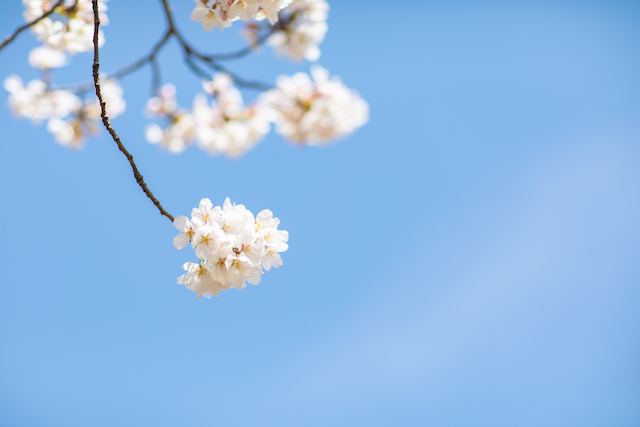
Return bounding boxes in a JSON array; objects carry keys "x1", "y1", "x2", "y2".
[
  {"x1": 158, "y1": 0, "x2": 273, "y2": 90},
  {"x1": 0, "y1": 0, "x2": 66, "y2": 53},
  {"x1": 91, "y1": 0, "x2": 174, "y2": 222}
]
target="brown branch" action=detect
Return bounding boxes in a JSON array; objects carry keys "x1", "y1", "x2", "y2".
[
  {"x1": 57, "y1": 30, "x2": 173, "y2": 95},
  {"x1": 91, "y1": 0, "x2": 174, "y2": 222},
  {"x1": 205, "y1": 29, "x2": 272, "y2": 61},
  {"x1": 205, "y1": 11, "x2": 297, "y2": 62},
  {"x1": 0, "y1": 0, "x2": 66, "y2": 53},
  {"x1": 158, "y1": 0, "x2": 273, "y2": 91},
  {"x1": 109, "y1": 30, "x2": 172, "y2": 81},
  {"x1": 62, "y1": 0, "x2": 273, "y2": 96}
]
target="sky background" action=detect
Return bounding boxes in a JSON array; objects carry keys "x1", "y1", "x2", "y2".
[{"x1": 1, "y1": 0, "x2": 639, "y2": 425}]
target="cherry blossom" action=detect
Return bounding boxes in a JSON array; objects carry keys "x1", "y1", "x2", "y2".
[
  {"x1": 267, "y1": 0, "x2": 329, "y2": 62},
  {"x1": 145, "y1": 76, "x2": 271, "y2": 158},
  {"x1": 174, "y1": 198, "x2": 288, "y2": 298},
  {"x1": 23, "y1": 0, "x2": 109, "y2": 54},
  {"x1": 3, "y1": 75, "x2": 125, "y2": 149},
  {"x1": 260, "y1": 66, "x2": 368, "y2": 145},
  {"x1": 190, "y1": 0, "x2": 292, "y2": 31}
]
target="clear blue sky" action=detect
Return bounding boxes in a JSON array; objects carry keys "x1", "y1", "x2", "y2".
[{"x1": 1, "y1": 1, "x2": 639, "y2": 425}]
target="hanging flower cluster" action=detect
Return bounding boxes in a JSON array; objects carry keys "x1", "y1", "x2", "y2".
[
  {"x1": 174, "y1": 198, "x2": 289, "y2": 299},
  {"x1": 0, "y1": 0, "x2": 375, "y2": 299},
  {"x1": 145, "y1": 74, "x2": 271, "y2": 157},
  {"x1": 261, "y1": 66, "x2": 369, "y2": 145},
  {"x1": 7, "y1": 1, "x2": 367, "y2": 152},
  {"x1": 145, "y1": 68, "x2": 367, "y2": 155},
  {"x1": 191, "y1": 0, "x2": 292, "y2": 31},
  {"x1": 4, "y1": 75, "x2": 125, "y2": 148},
  {"x1": 3, "y1": 1, "x2": 124, "y2": 148},
  {"x1": 267, "y1": 0, "x2": 329, "y2": 62},
  {"x1": 23, "y1": 0, "x2": 109, "y2": 55}
]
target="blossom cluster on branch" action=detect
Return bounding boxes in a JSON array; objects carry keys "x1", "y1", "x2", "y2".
[
  {"x1": 1, "y1": 0, "x2": 369, "y2": 298},
  {"x1": 191, "y1": 0, "x2": 292, "y2": 31},
  {"x1": 4, "y1": 0, "x2": 366, "y2": 153},
  {"x1": 4, "y1": 74, "x2": 125, "y2": 147},
  {"x1": 266, "y1": 0, "x2": 328, "y2": 62},
  {"x1": 144, "y1": 67, "x2": 368, "y2": 157},
  {"x1": 174, "y1": 198, "x2": 288, "y2": 298},
  {"x1": 24, "y1": 0, "x2": 108, "y2": 55},
  {"x1": 4, "y1": 0, "x2": 125, "y2": 148}
]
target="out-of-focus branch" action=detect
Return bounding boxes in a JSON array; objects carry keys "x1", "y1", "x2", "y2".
[
  {"x1": 158, "y1": 0, "x2": 273, "y2": 91},
  {"x1": 109, "y1": 30, "x2": 172, "y2": 81},
  {"x1": 205, "y1": 11, "x2": 297, "y2": 62},
  {"x1": 0, "y1": 0, "x2": 66, "y2": 53},
  {"x1": 68, "y1": 0, "x2": 275, "y2": 95},
  {"x1": 91, "y1": 0, "x2": 174, "y2": 222}
]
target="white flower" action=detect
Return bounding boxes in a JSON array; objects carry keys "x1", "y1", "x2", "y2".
[
  {"x1": 266, "y1": 0, "x2": 328, "y2": 62},
  {"x1": 46, "y1": 117, "x2": 84, "y2": 148},
  {"x1": 4, "y1": 75, "x2": 126, "y2": 149},
  {"x1": 173, "y1": 197, "x2": 288, "y2": 298},
  {"x1": 260, "y1": 66, "x2": 368, "y2": 145},
  {"x1": 28, "y1": 46, "x2": 67, "y2": 69},
  {"x1": 190, "y1": 0, "x2": 291, "y2": 31},
  {"x1": 193, "y1": 224, "x2": 225, "y2": 260},
  {"x1": 191, "y1": 1, "x2": 231, "y2": 31},
  {"x1": 173, "y1": 215, "x2": 200, "y2": 249},
  {"x1": 144, "y1": 85, "x2": 196, "y2": 153},
  {"x1": 146, "y1": 84, "x2": 178, "y2": 116},
  {"x1": 4, "y1": 75, "x2": 81, "y2": 123},
  {"x1": 192, "y1": 74, "x2": 271, "y2": 158},
  {"x1": 177, "y1": 262, "x2": 227, "y2": 299},
  {"x1": 25, "y1": 0, "x2": 109, "y2": 54},
  {"x1": 191, "y1": 198, "x2": 219, "y2": 224}
]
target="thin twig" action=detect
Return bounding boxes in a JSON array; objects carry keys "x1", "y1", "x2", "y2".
[
  {"x1": 0, "y1": 0, "x2": 65, "y2": 53},
  {"x1": 198, "y1": 58, "x2": 274, "y2": 91},
  {"x1": 109, "y1": 30, "x2": 172, "y2": 81},
  {"x1": 151, "y1": 59, "x2": 162, "y2": 95},
  {"x1": 57, "y1": 30, "x2": 173, "y2": 94},
  {"x1": 91, "y1": 0, "x2": 174, "y2": 222},
  {"x1": 158, "y1": 0, "x2": 273, "y2": 90}
]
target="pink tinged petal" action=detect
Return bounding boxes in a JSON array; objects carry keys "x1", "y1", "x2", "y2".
[{"x1": 173, "y1": 233, "x2": 190, "y2": 249}]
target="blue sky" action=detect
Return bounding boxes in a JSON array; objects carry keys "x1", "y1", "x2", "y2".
[{"x1": 1, "y1": 1, "x2": 639, "y2": 425}]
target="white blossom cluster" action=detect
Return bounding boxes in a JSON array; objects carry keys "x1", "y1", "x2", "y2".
[
  {"x1": 145, "y1": 74, "x2": 270, "y2": 157},
  {"x1": 23, "y1": 0, "x2": 109, "y2": 56},
  {"x1": 194, "y1": 74, "x2": 271, "y2": 157},
  {"x1": 174, "y1": 198, "x2": 288, "y2": 299},
  {"x1": 2, "y1": 1, "x2": 120, "y2": 148},
  {"x1": 145, "y1": 68, "x2": 367, "y2": 155},
  {"x1": 267, "y1": 0, "x2": 329, "y2": 62},
  {"x1": 4, "y1": 75, "x2": 125, "y2": 148},
  {"x1": 261, "y1": 66, "x2": 368, "y2": 145},
  {"x1": 191, "y1": 0, "x2": 292, "y2": 31},
  {"x1": 144, "y1": 84, "x2": 196, "y2": 153}
]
